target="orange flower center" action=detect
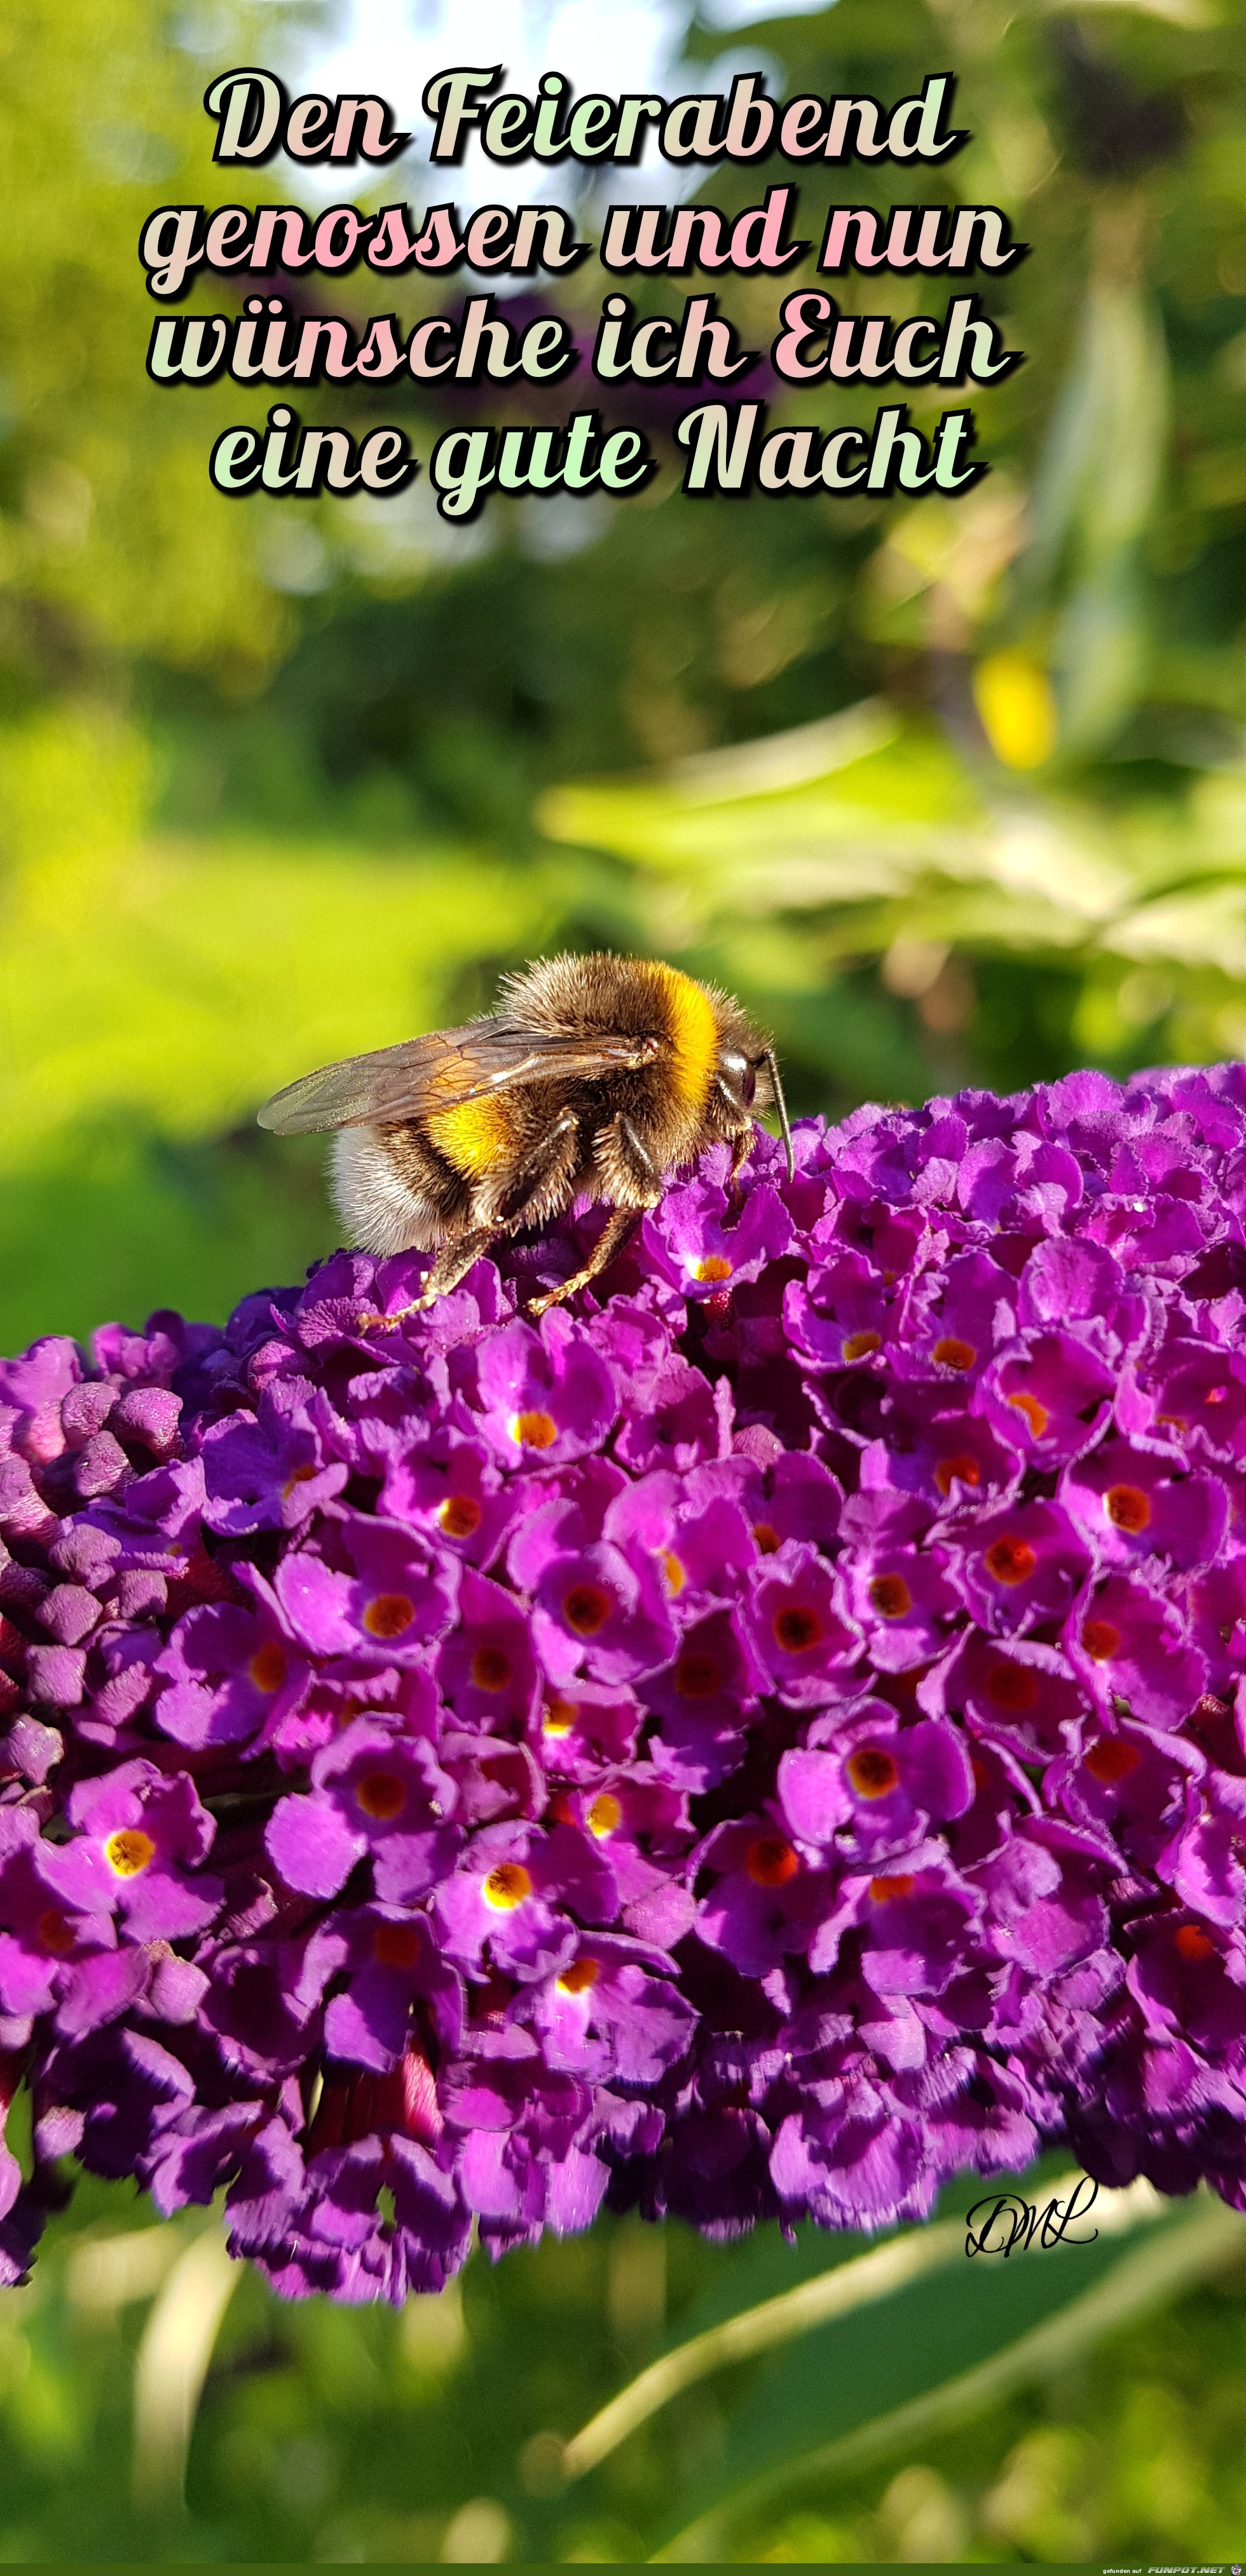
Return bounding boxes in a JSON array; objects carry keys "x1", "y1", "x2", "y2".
[
  {"x1": 1105, "y1": 1483, "x2": 1150, "y2": 1534},
  {"x1": 842, "y1": 1329, "x2": 880, "y2": 1362},
  {"x1": 661, "y1": 1551, "x2": 685, "y2": 1596},
  {"x1": 985, "y1": 1661, "x2": 1039, "y2": 1713},
  {"x1": 1084, "y1": 1737, "x2": 1142, "y2": 1785},
  {"x1": 934, "y1": 1336, "x2": 975, "y2": 1371},
  {"x1": 248, "y1": 1641, "x2": 288, "y2": 1694},
  {"x1": 694, "y1": 1255, "x2": 732, "y2": 1283},
  {"x1": 586, "y1": 1793, "x2": 622, "y2": 1840},
  {"x1": 870, "y1": 1872, "x2": 914, "y2": 1903},
  {"x1": 282, "y1": 1464, "x2": 318, "y2": 1497},
  {"x1": 846, "y1": 1746, "x2": 900, "y2": 1798},
  {"x1": 745, "y1": 1835, "x2": 798, "y2": 1887},
  {"x1": 752, "y1": 1522, "x2": 780, "y2": 1555},
  {"x1": 38, "y1": 1906, "x2": 76, "y2": 1955},
  {"x1": 542, "y1": 1700, "x2": 577, "y2": 1737},
  {"x1": 1082, "y1": 1618, "x2": 1122, "y2": 1662},
  {"x1": 935, "y1": 1452, "x2": 981, "y2": 1496},
  {"x1": 439, "y1": 1493, "x2": 483, "y2": 1539},
  {"x1": 557, "y1": 1956, "x2": 601, "y2": 1994},
  {"x1": 984, "y1": 1535, "x2": 1037, "y2": 1587},
  {"x1": 773, "y1": 1604, "x2": 823, "y2": 1654},
  {"x1": 483, "y1": 1862, "x2": 531, "y2": 1910},
  {"x1": 356, "y1": 1770, "x2": 406, "y2": 1822},
  {"x1": 363, "y1": 1592, "x2": 414, "y2": 1639},
  {"x1": 868, "y1": 1573, "x2": 912, "y2": 1620},
  {"x1": 1175, "y1": 1924, "x2": 1216, "y2": 1963},
  {"x1": 104, "y1": 1828, "x2": 155, "y2": 1878},
  {"x1": 372, "y1": 1921, "x2": 423, "y2": 1970},
  {"x1": 512, "y1": 1410, "x2": 557, "y2": 1449},
  {"x1": 470, "y1": 1645, "x2": 512, "y2": 1692},
  {"x1": 1008, "y1": 1392, "x2": 1050, "y2": 1437},
  {"x1": 675, "y1": 1648, "x2": 724, "y2": 1698},
  {"x1": 563, "y1": 1583, "x2": 612, "y2": 1636}
]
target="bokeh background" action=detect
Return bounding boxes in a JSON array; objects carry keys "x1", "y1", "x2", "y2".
[{"x1": 4, "y1": 0, "x2": 1246, "y2": 2558}]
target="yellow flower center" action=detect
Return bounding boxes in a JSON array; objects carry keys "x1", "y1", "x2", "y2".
[
  {"x1": 511, "y1": 1410, "x2": 557, "y2": 1449},
  {"x1": 483, "y1": 1862, "x2": 531, "y2": 1910},
  {"x1": 105, "y1": 1828, "x2": 155, "y2": 1879},
  {"x1": 557, "y1": 1956, "x2": 601, "y2": 1994}
]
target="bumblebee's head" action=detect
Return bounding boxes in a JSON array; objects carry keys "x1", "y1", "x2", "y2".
[{"x1": 713, "y1": 1009, "x2": 793, "y2": 1179}]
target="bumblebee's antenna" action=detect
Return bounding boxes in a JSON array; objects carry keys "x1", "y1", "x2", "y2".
[{"x1": 765, "y1": 1047, "x2": 795, "y2": 1182}]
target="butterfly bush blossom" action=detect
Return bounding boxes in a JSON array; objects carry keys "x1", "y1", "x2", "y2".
[{"x1": 3, "y1": 1064, "x2": 1246, "y2": 2302}]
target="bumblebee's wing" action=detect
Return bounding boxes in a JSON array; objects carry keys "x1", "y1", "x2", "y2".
[{"x1": 256, "y1": 1019, "x2": 662, "y2": 1137}]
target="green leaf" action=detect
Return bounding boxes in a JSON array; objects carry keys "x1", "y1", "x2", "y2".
[{"x1": 650, "y1": 2191, "x2": 1242, "y2": 2561}]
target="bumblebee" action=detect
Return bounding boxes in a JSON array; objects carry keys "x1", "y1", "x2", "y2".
[{"x1": 257, "y1": 952, "x2": 792, "y2": 1316}]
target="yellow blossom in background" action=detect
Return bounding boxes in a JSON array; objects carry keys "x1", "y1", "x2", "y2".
[{"x1": 973, "y1": 651, "x2": 1059, "y2": 769}]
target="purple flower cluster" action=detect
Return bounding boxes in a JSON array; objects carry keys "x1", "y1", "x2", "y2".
[{"x1": 3, "y1": 1063, "x2": 1246, "y2": 2301}]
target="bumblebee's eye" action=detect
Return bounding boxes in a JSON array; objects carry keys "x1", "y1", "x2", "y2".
[{"x1": 741, "y1": 1062, "x2": 758, "y2": 1106}]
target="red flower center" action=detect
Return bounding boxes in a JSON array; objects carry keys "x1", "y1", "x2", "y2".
[
  {"x1": 563, "y1": 1584, "x2": 612, "y2": 1636},
  {"x1": 38, "y1": 1907, "x2": 76, "y2": 1956},
  {"x1": 470, "y1": 1644, "x2": 512, "y2": 1692},
  {"x1": 373, "y1": 1921, "x2": 423, "y2": 1970},
  {"x1": 248, "y1": 1641, "x2": 288, "y2": 1694},
  {"x1": 935, "y1": 1452, "x2": 981, "y2": 1495},
  {"x1": 870, "y1": 1872, "x2": 915, "y2": 1903},
  {"x1": 675, "y1": 1649, "x2": 724, "y2": 1698},
  {"x1": 868, "y1": 1573, "x2": 912, "y2": 1620},
  {"x1": 772, "y1": 1604, "x2": 823, "y2": 1654},
  {"x1": 745, "y1": 1835, "x2": 798, "y2": 1887},
  {"x1": 752, "y1": 1522, "x2": 780, "y2": 1555},
  {"x1": 1084, "y1": 1737, "x2": 1142, "y2": 1785},
  {"x1": 363, "y1": 1592, "x2": 414, "y2": 1640},
  {"x1": 984, "y1": 1535, "x2": 1037, "y2": 1586},
  {"x1": 1175, "y1": 1924, "x2": 1215, "y2": 1962},
  {"x1": 985, "y1": 1660, "x2": 1039, "y2": 1713},
  {"x1": 1082, "y1": 1617, "x2": 1122, "y2": 1662},
  {"x1": 846, "y1": 1746, "x2": 900, "y2": 1799},
  {"x1": 1105, "y1": 1483, "x2": 1150, "y2": 1534}
]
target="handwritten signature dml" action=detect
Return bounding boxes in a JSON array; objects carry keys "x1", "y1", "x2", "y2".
[{"x1": 964, "y1": 2174, "x2": 1100, "y2": 2258}]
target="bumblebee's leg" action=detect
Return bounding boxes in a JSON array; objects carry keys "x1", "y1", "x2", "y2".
[
  {"x1": 495, "y1": 1109, "x2": 580, "y2": 1227},
  {"x1": 412, "y1": 1225, "x2": 501, "y2": 1310},
  {"x1": 526, "y1": 1206, "x2": 640, "y2": 1319}
]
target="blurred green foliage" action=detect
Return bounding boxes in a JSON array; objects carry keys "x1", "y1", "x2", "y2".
[{"x1": 4, "y1": 0, "x2": 1246, "y2": 2555}]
